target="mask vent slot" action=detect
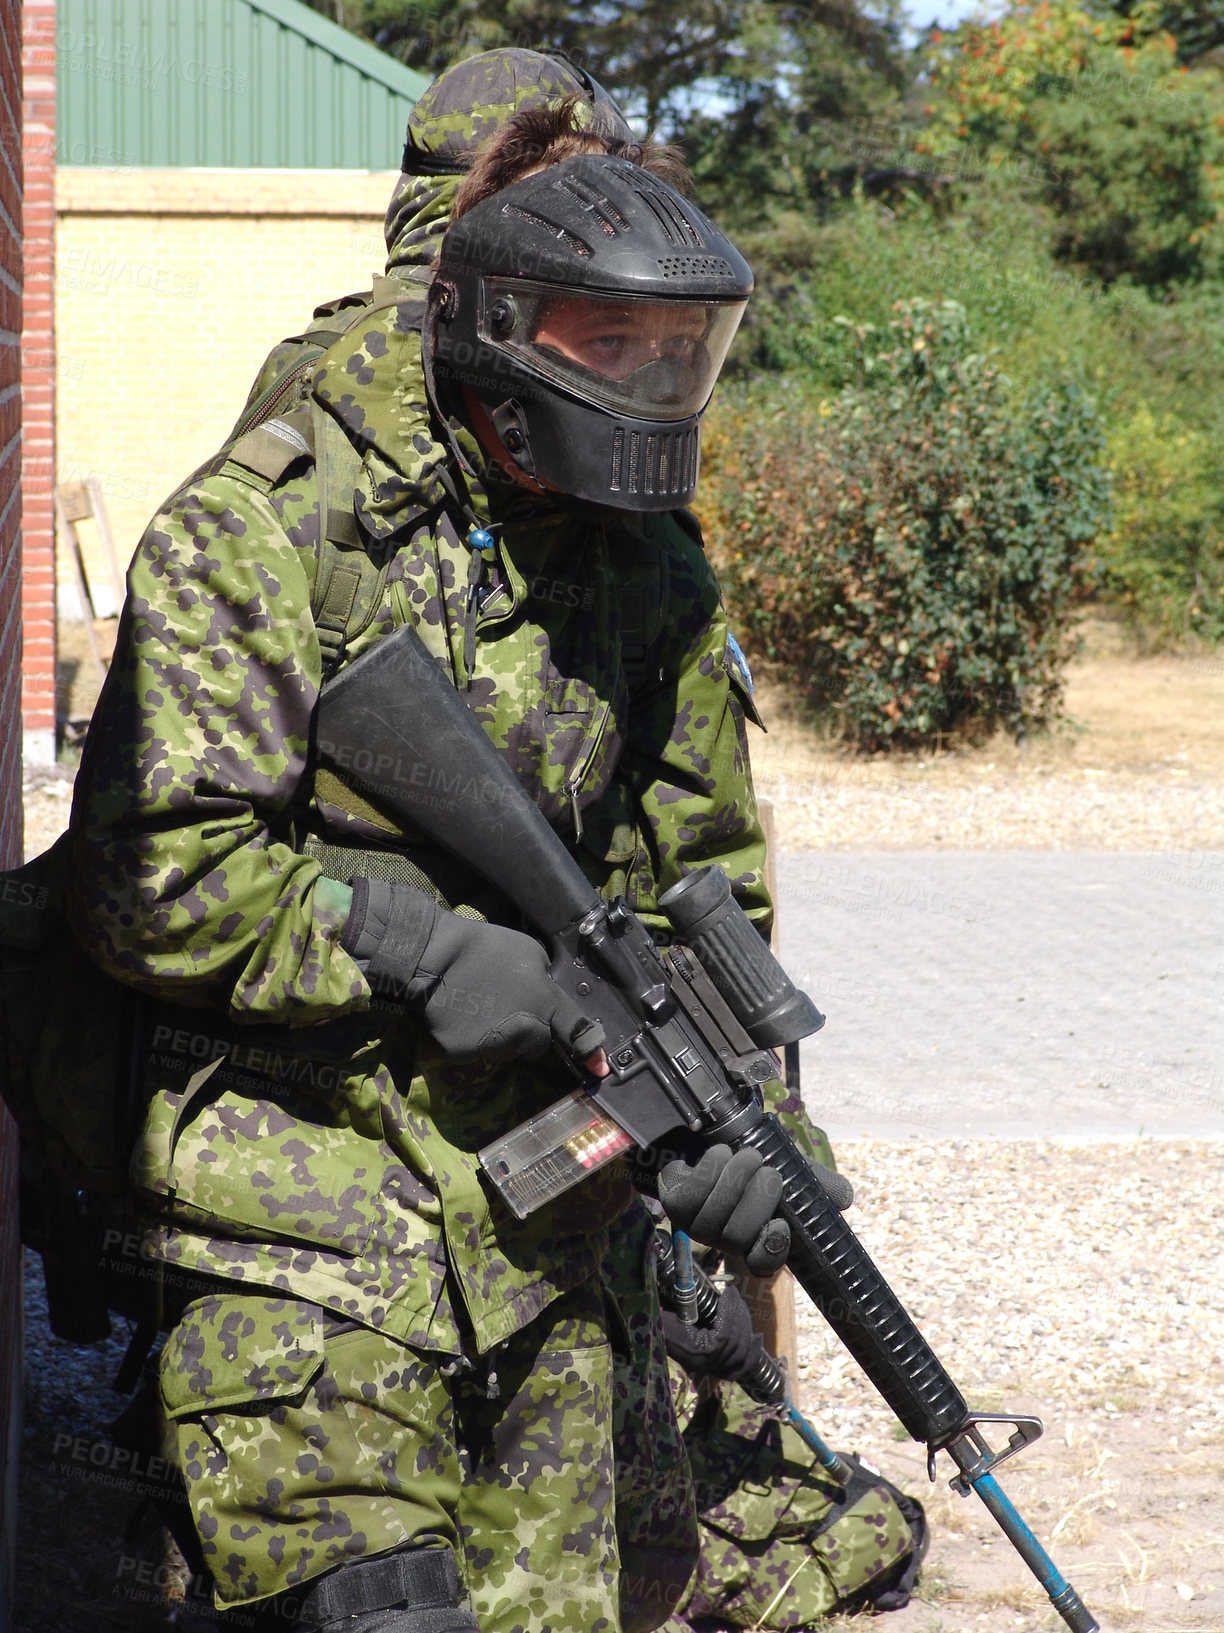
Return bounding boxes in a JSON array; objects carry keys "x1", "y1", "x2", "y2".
[
  {"x1": 503, "y1": 204, "x2": 592, "y2": 257},
  {"x1": 553, "y1": 174, "x2": 629, "y2": 236},
  {"x1": 626, "y1": 174, "x2": 705, "y2": 248},
  {"x1": 610, "y1": 426, "x2": 699, "y2": 496}
]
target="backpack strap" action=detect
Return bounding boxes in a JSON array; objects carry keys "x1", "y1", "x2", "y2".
[
  {"x1": 308, "y1": 400, "x2": 392, "y2": 682},
  {"x1": 226, "y1": 285, "x2": 437, "y2": 683},
  {"x1": 223, "y1": 412, "x2": 314, "y2": 488}
]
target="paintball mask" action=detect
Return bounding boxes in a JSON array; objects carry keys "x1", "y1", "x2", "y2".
[{"x1": 429, "y1": 155, "x2": 752, "y2": 510}]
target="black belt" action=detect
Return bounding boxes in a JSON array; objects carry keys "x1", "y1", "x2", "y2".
[{"x1": 298, "y1": 1547, "x2": 460, "y2": 1627}]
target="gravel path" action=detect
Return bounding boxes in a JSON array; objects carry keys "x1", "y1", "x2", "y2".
[
  {"x1": 791, "y1": 1138, "x2": 1224, "y2": 1633},
  {"x1": 27, "y1": 759, "x2": 1224, "y2": 864},
  {"x1": 757, "y1": 764, "x2": 1224, "y2": 852}
]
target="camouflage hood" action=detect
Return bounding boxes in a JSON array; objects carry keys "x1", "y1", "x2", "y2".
[
  {"x1": 311, "y1": 292, "x2": 476, "y2": 547},
  {"x1": 383, "y1": 47, "x2": 633, "y2": 278}
]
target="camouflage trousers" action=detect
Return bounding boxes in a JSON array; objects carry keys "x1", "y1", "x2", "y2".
[
  {"x1": 655, "y1": 1381, "x2": 921, "y2": 1632},
  {"x1": 158, "y1": 1210, "x2": 698, "y2": 1633}
]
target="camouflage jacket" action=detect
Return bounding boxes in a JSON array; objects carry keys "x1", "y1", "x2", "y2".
[{"x1": 68, "y1": 291, "x2": 774, "y2": 1361}]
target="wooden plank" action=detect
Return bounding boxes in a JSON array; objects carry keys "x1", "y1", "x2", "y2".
[
  {"x1": 54, "y1": 487, "x2": 107, "y2": 680},
  {"x1": 56, "y1": 479, "x2": 91, "y2": 524},
  {"x1": 86, "y1": 475, "x2": 126, "y2": 610}
]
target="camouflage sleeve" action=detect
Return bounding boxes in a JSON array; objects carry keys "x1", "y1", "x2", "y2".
[
  {"x1": 67, "y1": 467, "x2": 371, "y2": 1024},
  {"x1": 761, "y1": 1076, "x2": 837, "y2": 1170},
  {"x1": 625, "y1": 516, "x2": 772, "y2": 941}
]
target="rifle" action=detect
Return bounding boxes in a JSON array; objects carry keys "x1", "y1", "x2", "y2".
[{"x1": 316, "y1": 623, "x2": 1099, "y2": 1633}]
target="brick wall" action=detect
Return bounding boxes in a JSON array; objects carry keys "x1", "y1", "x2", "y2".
[
  {"x1": 0, "y1": 0, "x2": 23, "y2": 1624},
  {"x1": 21, "y1": 0, "x2": 53, "y2": 761},
  {"x1": 55, "y1": 167, "x2": 397, "y2": 607}
]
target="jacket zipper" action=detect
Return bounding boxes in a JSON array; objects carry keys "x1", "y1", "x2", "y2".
[
  {"x1": 566, "y1": 701, "x2": 611, "y2": 844},
  {"x1": 233, "y1": 352, "x2": 319, "y2": 440}
]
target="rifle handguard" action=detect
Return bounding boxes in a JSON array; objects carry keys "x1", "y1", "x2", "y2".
[{"x1": 740, "y1": 1113, "x2": 969, "y2": 1446}]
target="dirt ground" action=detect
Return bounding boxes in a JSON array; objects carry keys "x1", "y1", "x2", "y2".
[{"x1": 785, "y1": 1138, "x2": 1224, "y2": 1633}]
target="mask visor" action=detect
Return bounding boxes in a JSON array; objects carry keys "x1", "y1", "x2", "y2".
[{"x1": 479, "y1": 279, "x2": 746, "y2": 422}]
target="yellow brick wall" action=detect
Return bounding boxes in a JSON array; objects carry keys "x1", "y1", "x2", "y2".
[{"x1": 55, "y1": 168, "x2": 401, "y2": 611}]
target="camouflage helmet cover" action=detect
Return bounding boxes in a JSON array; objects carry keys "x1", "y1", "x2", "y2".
[
  {"x1": 386, "y1": 48, "x2": 634, "y2": 277},
  {"x1": 401, "y1": 47, "x2": 634, "y2": 176}
]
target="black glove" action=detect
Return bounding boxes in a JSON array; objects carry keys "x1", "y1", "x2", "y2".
[
  {"x1": 342, "y1": 879, "x2": 604, "y2": 1064},
  {"x1": 659, "y1": 1282, "x2": 765, "y2": 1386},
  {"x1": 657, "y1": 1146, "x2": 790, "y2": 1277},
  {"x1": 809, "y1": 1159, "x2": 854, "y2": 1213}
]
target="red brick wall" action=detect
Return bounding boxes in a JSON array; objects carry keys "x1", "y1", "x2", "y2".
[
  {"x1": 21, "y1": 0, "x2": 53, "y2": 764},
  {"x1": 0, "y1": 3, "x2": 23, "y2": 1625}
]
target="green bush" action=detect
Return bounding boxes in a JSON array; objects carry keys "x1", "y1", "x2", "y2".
[
  {"x1": 1099, "y1": 403, "x2": 1224, "y2": 644},
  {"x1": 723, "y1": 184, "x2": 1224, "y2": 648},
  {"x1": 703, "y1": 301, "x2": 1111, "y2": 748}
]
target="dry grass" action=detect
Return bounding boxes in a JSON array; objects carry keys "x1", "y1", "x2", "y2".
[
  {"x1": 749, "y1": 617, "x2": 1224, "y2": 785},
  {"x1": 1062, "y1": 626, "x2": 1224, "y2": 776}
]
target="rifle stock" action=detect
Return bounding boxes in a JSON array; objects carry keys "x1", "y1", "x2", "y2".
[{"x1": 315, "y1": 622, "x2": 1099, "y2": 1633}]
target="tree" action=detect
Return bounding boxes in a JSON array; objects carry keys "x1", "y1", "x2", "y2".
[
  {"x1": 1107, "y1": 0, "x2": 1224, "y2": 65},
  {"x1": 921, "y1": 0, "x2": 1224, "y2": 288},
  {"x1": 302, "y1": 0, "x2": 909, "y2": 191}
]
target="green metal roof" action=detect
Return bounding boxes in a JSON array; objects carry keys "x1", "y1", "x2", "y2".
[{"x1": 58, "y1": 0, "x2": 430, "y2": 168}]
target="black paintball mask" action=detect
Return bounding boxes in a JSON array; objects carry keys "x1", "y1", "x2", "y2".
[{"x1": 428, "y1": 155, "x2": 753, "y2": 511}]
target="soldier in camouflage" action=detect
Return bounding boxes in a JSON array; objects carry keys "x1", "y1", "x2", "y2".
[{"x1": 68, "y1": 51, "x2": 824, "y2": 1633}]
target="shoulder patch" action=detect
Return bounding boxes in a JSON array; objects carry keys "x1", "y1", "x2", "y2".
[
  {"x1": 223, "y1": 412, "x2": 315, "y2": 491},
  {"x1": 724, "y1": 630, "x2": 765, "y2": 730},
  {"x1": 725, "y1": 631, "x2": 754, "y2": 698}
]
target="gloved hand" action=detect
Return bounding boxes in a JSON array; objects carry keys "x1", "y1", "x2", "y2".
[
  {"x1": 657, "y1": 1146, "x2": 790, "y2": 1277},
  {"x1": 342, "y1": 878, "x2": 604, "y2": 1065},
  {"x1": 659, "y1": 1281, "x2": 765, "y2": 1386},
  {"x1": 412, "y1": 909, "x2": 604, "y2": 1063}
]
